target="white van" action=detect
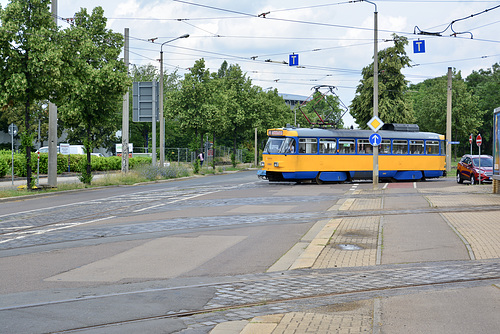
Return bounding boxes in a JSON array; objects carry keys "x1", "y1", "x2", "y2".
[
  {"x1": 60, "y1": 144, "x2": 85, "y2": 155},
  {"x1": 36, "y1": 145, "x2": 99, "y2": 156}
]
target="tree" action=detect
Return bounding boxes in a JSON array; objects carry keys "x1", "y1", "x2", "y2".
[
  {"x1": 411, "y1": 71, "x2": 483, "y2": 157},
  {"x1": 217, "y1": 62, "x2": 257, "y2": 155},
  {"x1": 350, "y1": 34, "x2": 414, "y2": 128},
  {"x1": 166, "y1": 59, "x2": 225, "y2": 154},
  {"x1": 58, "y1": 7, "x2": 130, "y2": 184},
  {"x1": 295, "y1": 89, "x2": 345, "y2": 128},
  {"x1": 0, "y1": 0, "x2": 62, "y2": 189},
  {"x1": 466, "y1": 63, "x2": 500, "y2": 154},
  {"x1": 253, "y1": 88, "x2": 294, "y2": 149}
]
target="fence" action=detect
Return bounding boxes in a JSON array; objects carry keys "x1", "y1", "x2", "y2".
[{"x1": 133, "y1": 146, "x2": 245, "y2": 165}]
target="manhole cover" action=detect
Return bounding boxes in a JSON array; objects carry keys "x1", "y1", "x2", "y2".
[{"x1": 335, "y1": 243, "x2": 363, "y2": 251}]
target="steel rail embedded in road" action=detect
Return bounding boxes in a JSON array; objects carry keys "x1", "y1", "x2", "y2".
[{"x1": 2, "y1": 260, "x2": 496, "y2": 334}]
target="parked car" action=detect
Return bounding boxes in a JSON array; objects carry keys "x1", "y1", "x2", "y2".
[
  {"x1": 36, "y1": 146, "x2": 54, "y2": 154},
  {"x1": 36, "y1": 145, "x2": 100, "y2": 156},
  {"x1": 456, "y1": 154, "x2": 493, "y2": 184}
]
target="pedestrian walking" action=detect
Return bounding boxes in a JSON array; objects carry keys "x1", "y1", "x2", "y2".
[{"x1": 198, "y1": 152, "x2": 204, "y2": 167}]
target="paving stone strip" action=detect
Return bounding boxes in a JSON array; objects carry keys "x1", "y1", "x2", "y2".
[{"x1": 204, "y1": 260, "x2": 500, "y2": 310}]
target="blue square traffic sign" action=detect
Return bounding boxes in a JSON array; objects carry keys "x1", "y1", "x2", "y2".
[
  {"x1": 413, "y1": 40, "x2": 425, "y2": 53},
  {"x1": 289, "y1": 54, "x2": 299, "y2": 66}
]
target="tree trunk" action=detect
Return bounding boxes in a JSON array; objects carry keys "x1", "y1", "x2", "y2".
[
  {"x1": 200, "y1": 132, "x2": 204, "y2": 155},
  {"x1": 233, "y1": 130, "x2": 237, "y2": 157},
  {"x1": 25, "y1": 99, "x2": 32, "y2": 190},
  {"x1": 86, "y1": 127, "x2": 92, "y2": 185}
]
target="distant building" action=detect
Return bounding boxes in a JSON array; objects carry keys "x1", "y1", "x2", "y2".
[{"x1": 278, "y1": 93, "x2": 310, "y2": 110}]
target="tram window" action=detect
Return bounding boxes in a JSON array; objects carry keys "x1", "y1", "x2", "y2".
[
  {"x1": 299, "y1": 138, "x2": 318, "y2": 154},
  {"x1": 357, "y1": 139, "x2": 372, "y2": 154},
  {"x1": 380, "y1": 139, "x2": 391, "y2": 154},
  {"x1": 319, "y1": 138, "x2": 337, "y2": 154},
  {"x1": 393, "y1": 140, "x2": 408, "y2": 154},
  {"x1": 410, "y1": 140, "x2": 424, "y2": 154},
  {"x1": 280, "y1": 138, "x2": 296, "y2": 154},
  {"x1": 338, "y1": 139, "x2": 355, "y2": 154},
  {"x1": 264, "y1": 138, "x2": 285, "y2": 154},
  {"x1": 426, "y1": 140, "x2": 440, "y2": 155}
]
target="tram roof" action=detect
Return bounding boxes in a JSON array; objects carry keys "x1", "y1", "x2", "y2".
[{"x1": 277, "y1": 127, "x2": 443, "y2": 140}]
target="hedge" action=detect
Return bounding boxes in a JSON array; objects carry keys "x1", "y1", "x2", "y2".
[{"x1": 0, "y1": 150, "x2": 152, "y2": 177}]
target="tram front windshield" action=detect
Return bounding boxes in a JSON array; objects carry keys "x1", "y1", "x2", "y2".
[{"x1": 264, "y1": 137, "x2": 295, "y2": 154}]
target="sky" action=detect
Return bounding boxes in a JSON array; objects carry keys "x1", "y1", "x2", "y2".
[{"x1": 2, "y1": 0, "x2": 500, "y2": 127}]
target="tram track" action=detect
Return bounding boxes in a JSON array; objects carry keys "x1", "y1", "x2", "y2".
[
  {"x1": 0, "y1": 259, "x2": 497, "y2": 333},
  {"x1": 1, "y1": 191, "x2": 498, "y2": 252},
  {"x1": 0, "y1": 185, "x2": 235, "y2": 237}
]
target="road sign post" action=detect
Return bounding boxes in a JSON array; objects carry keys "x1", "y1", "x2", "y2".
[
  {"x1": 367, "y1": 116, "x2": 384, "y2": 188},
  {"x1": 477, "y1": 134, "x2": 482, "y2": 185},
  {"x1": 8, "y1": 123, "x2": 18, "y2": 185},
  {"x1": 469, "y1": 134, "x2": 473, "y2": 155}
]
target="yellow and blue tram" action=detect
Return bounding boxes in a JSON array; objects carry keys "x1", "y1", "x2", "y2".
[{"x1": 258, "y1": 124, "x2": 446, "y2": 183}]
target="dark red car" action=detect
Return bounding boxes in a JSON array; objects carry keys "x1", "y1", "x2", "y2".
[{"x1": 456, "y1": 154, "x2": 493, "y2": 184}]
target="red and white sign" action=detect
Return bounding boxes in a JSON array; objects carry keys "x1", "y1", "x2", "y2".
[
  {"x1": 476, "y1": 134, "x2": 482, "y2": 146},
  {"x1": 469, "y1": 134, "x2": 473, "y2": 144}
]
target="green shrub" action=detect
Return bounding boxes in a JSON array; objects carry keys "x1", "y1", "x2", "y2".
[
  {"x1": 57, "y1": 154, "x2": 69, "y2": 173},
  {"x1": 69, "y1": 155, "x2": 86, "y2": 172},
  {"x1": 0, "y1": 155, "x2": 9, "y2": 178},
  {"x1": 129, "y1": 156, "x2": 152, "y2": 169},
  {"x1": 193, "y1": 159, "x2": 200, "y2": 174},
  {"x1": 77, "y1": 160, "x2": 93, "y2": 184},
  {"x1": 4, "y1": 151, "x2": 148, "y2": 177},
  {"x1": 14, "y1": 153, "x2": 27, "y2": 177},
  {"x1": 243, "y1": 149, "x2": 253, "y2": 163}
]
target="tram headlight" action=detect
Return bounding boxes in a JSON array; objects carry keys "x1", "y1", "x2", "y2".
[
  {"x1": 260, "y1": 161, "x2": 265, "y2": 167},
  {"x1": 274, "y1": 162, "x2": 279, "y2": 167}
]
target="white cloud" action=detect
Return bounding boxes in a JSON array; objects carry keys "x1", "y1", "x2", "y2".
[{"x1": 1, "y1": 0, "x2": 498, "y2": 127}]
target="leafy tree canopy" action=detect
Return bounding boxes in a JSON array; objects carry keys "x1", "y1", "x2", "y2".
[
  {"x1": 295, "y1": 89, "x2": 345, "y2": 128},
  {"x1": 411, "y1": 70, "x2": 483, "y2": 155},
  {"x1": 350, "y1": 34, "x2": 414, "y2": 128},
  {"x1": 0, "y1": 0, "x2": 63, "y2": 188},
  {"x1": 58, "y1": 6, "x2": 130, "y2": 183},
  {"x1": 465, "y1": 62, "x2": 500, "y2": 153}
]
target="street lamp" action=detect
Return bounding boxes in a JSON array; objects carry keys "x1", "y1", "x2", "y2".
[
  {"x1": 350, "y1": 0, "x2": 379, "y2": 188},
  {"x1": 158, "y1": 34, "x2": 189, "y2": 166}
]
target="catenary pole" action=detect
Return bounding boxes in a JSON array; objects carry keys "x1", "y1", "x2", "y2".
[
  {"x1": 372, "y1": 6, "x2": 379, "y2": 189},
  {"x1": 48, "y1": 0, "x2": 58, "y2": 187},
  {"x1": 446, "y1": 67, "x2": 452, "y2": 173},
  {"x1": 158, "y1": 34, "x2": 189, "y2": 167},
  {"x1": 361, "y1": 1, "x2": 379, "y2": 188},
  {"x1": 121, "y1": 28, "x2": 130, "y2": 173}
]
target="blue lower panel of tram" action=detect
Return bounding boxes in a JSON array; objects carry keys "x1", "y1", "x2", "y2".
[
  {"x1": 318, "y1": 172, "x2": 349, "y2": 182},
  {"x1": 282, "y1": 171, "x2": 318, "y2": 180},
  {"x1": 424, "y1": 170, "x2": 444, "y2": 178}
]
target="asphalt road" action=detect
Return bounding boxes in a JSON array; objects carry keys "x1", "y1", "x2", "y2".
[
  {"x1": 0, "y1": 170, "x2": 346, "y2": 333},
  {"x1": 1, "y1": 173, "x2": 497, "y2": 333}
]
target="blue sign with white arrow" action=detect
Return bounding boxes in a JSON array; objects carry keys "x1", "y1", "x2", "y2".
[{"x1": 369, "y1": 133, "x2": 382, "y2": 147}]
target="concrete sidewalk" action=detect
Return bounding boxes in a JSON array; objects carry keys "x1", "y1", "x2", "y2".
[{"x1": 211, "y1": 180, "x2": 500, "y2": 334}]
